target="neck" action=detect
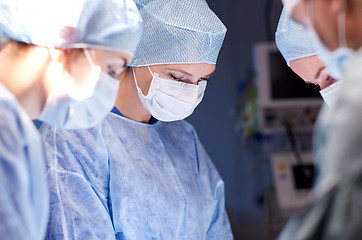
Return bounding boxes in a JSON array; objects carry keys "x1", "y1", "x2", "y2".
[
  {"x1": 0, "y1": 44, "x2": 49, "y2": 119},
  {"x1": 115, "y1": 68, "x2": 152, "y2": 123}
]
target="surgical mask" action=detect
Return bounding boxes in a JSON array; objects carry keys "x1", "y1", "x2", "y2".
[
  {"x1": 308, "y1": 0, "x2": 354, "y2": 80},
  {"x1": 38, "y1": 49, "x2": 119, "y2": 129},
  {"x1": 132, "y1": 67, "x2": 207, "y2": 122},
  {"x1": 319, "y1": 81, "x2": 342, "y2": 106}
]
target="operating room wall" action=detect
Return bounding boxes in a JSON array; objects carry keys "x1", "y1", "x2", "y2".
[{"x1": 186, "y1": 0, "x2": 283, "y2": 239}]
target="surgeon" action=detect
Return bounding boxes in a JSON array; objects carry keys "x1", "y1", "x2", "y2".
[
  {"x1": 0, "y1": 0, "x2": 142, "y2": 239},
  {"x1": 39, "y1": 0, "x2": 233, "y2": 239},
  {"x1": 278, "y1": 0, "x2": 362, "y2": 239},
  {"x1": 275, "y1": 8, "x2": 340, "y2": 105}
]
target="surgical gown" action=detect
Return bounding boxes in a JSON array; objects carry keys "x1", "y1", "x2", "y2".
[
  {"x1": 40, "y1": 111, "x2": 233, "y2": 239},
  {"x1": 0, "y1": 83, "x2": 48, "y2": 239},
  {"x1": 278, "y1": 49, "x2": 362, "y2": 239}
]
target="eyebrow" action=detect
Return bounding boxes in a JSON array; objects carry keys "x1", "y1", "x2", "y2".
[
  {"x1": 314, "y1": 66, "x2": 325, "y2": 80},
  {"x1": 165, "y1": 68, "x2": 216, "y2": 78}
]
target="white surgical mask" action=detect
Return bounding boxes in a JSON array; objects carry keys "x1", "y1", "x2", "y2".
[
  {"x1": 39, "y1": 49, "x2": 119, "y2": 129},
  {"x1": 133, "y1": 67, "x2": 207, "y2": 122},
  {"x1": 319, "y1": 81, "x2": 342, "y2": 106},
  {"x1": 308, "y1": 0, "x2": 354, "y2": 80}
]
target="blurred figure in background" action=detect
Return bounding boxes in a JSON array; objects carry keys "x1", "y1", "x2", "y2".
[
  {"x1": 0, "y1": 0, "x2": 141, "y2": 239},
  {"x1": 275, "y1": 8, "x2": 339, "y2": 105},
  {"x1": 279, "y1": 0, "x2": 362, "y2": 239}
]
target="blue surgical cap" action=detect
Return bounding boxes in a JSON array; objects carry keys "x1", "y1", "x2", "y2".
[
  {"x1": 0, "y1": 0, "x2": 142, "y2": 56},
  {"x1": 130, "y1": 0, "x2": 227, "y2": 66},
  {"x1": 275, "y1": 8, "x2": 318, "y2": 66}
]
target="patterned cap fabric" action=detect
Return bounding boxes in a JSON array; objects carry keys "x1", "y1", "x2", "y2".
[
  {"x1": 275, "y1": 8, "x2": 318, "y2": 66},
  {"x1": 130, "y1": 0, "x2": 227, "y2": 66}
]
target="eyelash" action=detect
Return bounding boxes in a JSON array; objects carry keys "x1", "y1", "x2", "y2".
[
  {"x1": 170, "y1": 74, "x2": 209, "y2": 82},
  {"x1": 170, "y1": 74, "x2": 185, "y2": 81}
]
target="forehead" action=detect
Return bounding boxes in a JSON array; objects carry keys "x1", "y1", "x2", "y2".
[{"x1": 289, "y1": 54, "x2": 324, "y2": 83}]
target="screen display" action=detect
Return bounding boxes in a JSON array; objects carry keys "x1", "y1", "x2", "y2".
[
  {"x1": 269, "y1": 52, "x2": 322, "y2": 99},
  {"x1": 292, "y1": 165, "x2": 315, "y2": 190}
]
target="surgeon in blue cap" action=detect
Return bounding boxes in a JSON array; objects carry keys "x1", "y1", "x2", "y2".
[
  {"x1": 0, "y1": 0, "x2": 142, "y2": 239},
  {"x1": 275, "y1": 8, "x2": 341, "y2": 105},
  {"x1": 39, "y1": 0, "x2": 233, "y2": 239}
]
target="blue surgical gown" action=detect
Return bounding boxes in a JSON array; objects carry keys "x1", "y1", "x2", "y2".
[
  {"x1": 40, "y1": 110, "x2": 233, "y2": 239},
  {"x1": 0, "y1": 83, "x2": 48, "y2": 239}
]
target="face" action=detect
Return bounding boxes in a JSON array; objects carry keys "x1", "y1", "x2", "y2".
[
  {"x1": 290, "y1": 55, "x2": 336, "y2": 89},
  {"x1": 133, "y1": 63, "x2": 216, "y2": 95},
  {"x1": 64, "y1": 48, "x2": 132, "y2": 92}
]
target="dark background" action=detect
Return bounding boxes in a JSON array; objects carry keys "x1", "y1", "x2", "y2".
[{"x1": 187, "y1": 1, "x2": 285, "y2": 239}]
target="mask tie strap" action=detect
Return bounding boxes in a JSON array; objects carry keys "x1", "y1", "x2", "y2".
[
  {"x1": 147, "y1": 66, "x2": 155, "y2": 77},
  {"x1": 132, "y1": 67, "x2": 147, "y2": 96},
  {"x1": 132, "y1": 67, "x2": 138, "y2": 85},
  {"x1": 83, "y1": 48, "x2": 96, "y2": 68}
]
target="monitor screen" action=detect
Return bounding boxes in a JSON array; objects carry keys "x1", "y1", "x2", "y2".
[{"x1": 269, "y1": 52, "x2": 322, "y2": 100}]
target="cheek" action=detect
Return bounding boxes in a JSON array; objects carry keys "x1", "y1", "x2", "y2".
[
  {"x1": 290, "y1": 61, "x2": 315, "y2": 83},
  {"x1": 139, "y1": 77, "x2": 153, "y2": 95},
  {"x1": 134, "y1": 68, "x2": 153, "y2": 96}
]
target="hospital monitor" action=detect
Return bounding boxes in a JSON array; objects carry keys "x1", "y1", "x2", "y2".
[{"x1": 254, "y1": 42, "x2": 323, "y2": 133}]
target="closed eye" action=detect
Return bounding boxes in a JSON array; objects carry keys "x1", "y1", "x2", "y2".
[{"x1": 170, "y1": 74, "x2": 186, "y2": 82}]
